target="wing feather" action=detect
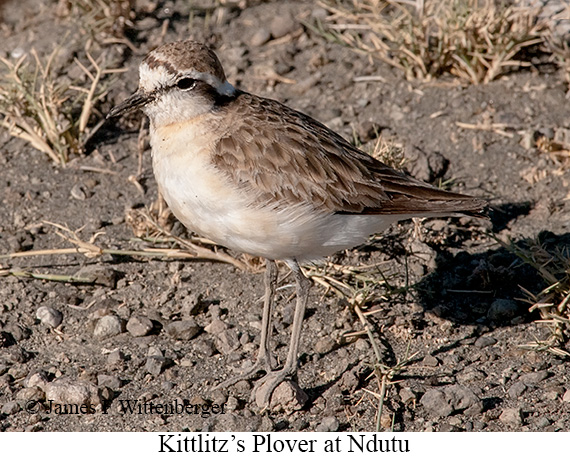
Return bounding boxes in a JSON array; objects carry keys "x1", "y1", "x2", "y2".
[{"x1": 211, "y1": 92, "x2": 486, "y2": 217}]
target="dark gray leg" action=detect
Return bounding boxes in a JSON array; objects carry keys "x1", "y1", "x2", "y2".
[
  {"x1": 215, "y1": 259, "x2": 278, "y2": 389},
  {"x1": 251, "y1": 260, "x2": 311, "y2": 407}
]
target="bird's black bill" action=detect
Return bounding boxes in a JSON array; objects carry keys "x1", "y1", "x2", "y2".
[{"x1": 107, "y1": 91, "x2": 151, "y2": 119}]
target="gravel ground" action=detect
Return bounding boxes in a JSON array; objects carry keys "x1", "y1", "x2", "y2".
[{"x1": 0, "y1": 0, "x2": 569, "y2": 432}]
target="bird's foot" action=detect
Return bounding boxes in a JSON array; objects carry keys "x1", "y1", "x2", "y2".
[{"x1": 251, "y1": 367, "x2": 296, "y2": 410}]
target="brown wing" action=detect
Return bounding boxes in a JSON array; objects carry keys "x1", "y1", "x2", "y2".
[{"x1": 211, "y1": 92, "x2": 486, "y2": 217}]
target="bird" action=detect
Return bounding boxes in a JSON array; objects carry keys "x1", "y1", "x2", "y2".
[{"x1": 108, "y1": 40, "x2": 487, "y2": 408}]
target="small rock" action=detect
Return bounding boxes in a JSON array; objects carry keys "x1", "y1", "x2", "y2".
[
  {"x1": 535, "y1": 416, "x2": 551, "y2": 428},
  {"x1": 182, "y1": 293, "x2": 206, "y2": 316},
  {"x1": 421, "y1": 385, "x2": 482, "y2": 417},
  {"x1": 499, "y1": 407, "x2": 522, "y2": 426},
  {"x1": 205, "y1": 319, "x2": 228, "y2": 335},
  {"x1": 165, "y1": 319, "x2": 201, "y2": 340},
  {"x1": 421, "y1": 389, "x2": 453, "y2": 417},
  {"x1": 316, "y1": 416, "x2": 339, "y2": 432},
  {"x1": 6, "y1": 346, "x2": 30, "y2": 363},
  {"x1": 26, "y1": 371, "x2": 49, "y2": 390},
  {"x1": 562, "y1": 390, "x2": 570, "y2": 403},
  {"x1": 258, "y1": 380, "x2": 308, "y2": 412},
  {"x1": 214, "y1": 328, "x2": 240, "y2": 355},
  {"x1": 16, "y1": 386, "x2": 45, "y2": 402},
  {"x1": 354, "y1": 338, "x2": 369, "y2": 352},
  {"x1": 126, "y1": 315, "x2": 154, "y2": 337},
  {"x1": 270, "y1": 12, "x2": 297, "y2": 38},
  {"x1": 315, "y1": 338, "x2": 335, "y2": 354},
  {"x1": 409, "y1": 239, "x2": 437, "y2": 271},
  {"x1": 45, "y1": 378, "x2": 101, "y2": 407},
  {"x1": 403, "y1": 147, "x2": 448, "y2": 182},
  {"x1": 423, "y1": 354, "x2": 439, "y2": 367},
  {"x1": 107, "y1": 349, "x2": 125, "y2": 366},
  {"x1": 94, "y1": 315, "x2": 123, "y2": 339},
  {"x1": 520, "y1": 371, "x2": 549, "y2": 386},
  {"x1": 1, "y1": 400, "x2": 20, "y2": 415},
  {"x1": 399, "y1": 387, "x2": 416, "y2": 404},
  {"x1": 507, "y1": 381, "x2": 527, "y2": 399},
  {"x1": 36, "y1": 306, "x2": 63, "y2": 328},
  {"x1": 97, "y1": 374, "x2": 122, "y2": 390},
  {"x1": 487, "y1": 299, "x2": 519, "y2": 323},
  {"x1": 250, "y1": 28, "x2": 271, "y2": 47},
  {"x1": 474, "y1": 336, "x2": 497, "y2": 349},
  {"x1": 75, "y1": 265, "x2": 120, "y2": 288},
  {"x1": 145, "y1": 356, "x2": 168, "y2": 376}
]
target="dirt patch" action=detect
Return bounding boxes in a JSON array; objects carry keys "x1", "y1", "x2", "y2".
[{"x1": 0, "y1": 0, "x2": 569, "y2": 432}]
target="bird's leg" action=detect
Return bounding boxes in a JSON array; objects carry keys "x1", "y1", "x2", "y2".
[
  {"x1": 214, "y1": 259, "x2": 278, "y2": 390},
  {"x1": 252, "y1": 260, "x2": 311, "y2": 408}
]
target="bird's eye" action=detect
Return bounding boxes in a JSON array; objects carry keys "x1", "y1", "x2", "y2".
[{"x1": 176, "y1": 78, "x2": 197, "y2": 90}]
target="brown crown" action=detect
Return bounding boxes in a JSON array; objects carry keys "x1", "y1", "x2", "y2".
[{"x1": 143, "y1": 40, "x2": 227, "y2": 81}]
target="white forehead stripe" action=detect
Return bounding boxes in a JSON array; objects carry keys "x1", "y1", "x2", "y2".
[
  {"x1": 138, "y1": 62, "x2": 235, "y2": 96},
  {"x1": 139, "y1": 62, "x2": 174, "y2": 93}
]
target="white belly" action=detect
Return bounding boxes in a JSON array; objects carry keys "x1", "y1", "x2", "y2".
[{"x1": 150, "y1": 122, "x2": 404, "y2": 262}]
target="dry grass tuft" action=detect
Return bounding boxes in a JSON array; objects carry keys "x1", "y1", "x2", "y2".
[
  {"x1": 0, "y1": 47, "x2": 124, "y2": 165},
  {"x1": 56, "y1": 0, "x2": 135, "y2": 49},
  {"x1": 313, "y1": 0, "x2": 552, "y2": 84},
  {"x1": 499, "y1": 236, "x2": 570, "y2": 357}
]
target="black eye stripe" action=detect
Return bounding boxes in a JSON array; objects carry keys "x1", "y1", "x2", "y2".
[{"x1": 176, "y1": 78, "x2": 197, "y2": 90}]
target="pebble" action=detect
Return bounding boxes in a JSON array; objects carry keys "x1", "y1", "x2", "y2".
[
  {"x1": 107, "y1": 349, "x2": 126, "y2": 366},
  {"x1": 94, "y1": 315, "x2": 123, "y2": 339},
  {"x1": 421, "y1": 385, "x2": 482, "y2": 417},
  {"x1": 474, "y1": 336, "x2": 497, "y2": 349},
  {"x1": 535, "y1": 416, "x2": 551, "y2": 428},
  {"x1": 145, "y1": 356, "x2": 168, "y2": 376},
  {"x1": 1, "y1": 400, "x2": 20, "y2": 415},
  {"x1": 351, "y1": 336, "x2": 369, "y2": 353},
  {"x1": 204, "y1": 319, "x2": 228, "y2": 335},
  {"x1": 423, "y1": 354, "x2": 439, "y2": 367},
  {"x1": 507, "y1": 381, "x2": 527, "y2": 399},
  {"x1": 399, "y1": 387, "x2": 416, "y2": 404},
  {"x1": 74, "y1": 265, "x2": 119, "y2": 288},
  {"x1": 45, "y1": 378, "x2": 101, "y2": 407},
  {"x1": 316, "y1": 416, "x2": 340, "y2": 432},
  {"x1": 165, "y1": 319, "x2": 201, "y2": 340},
  {"x1": 403, "y1": 147, "x2": 448, "y2": 182},
  {"x1": 487, "y1": 299, "x2": 519, "y2": 323},
  {"x1": 562, "y1": 390, "x2": 570, "y2": 403},
  {"x1": 97, "y1": 374, "x2": 122, "y2": 390},
  {"x1": 499, "y1": 407, "x2": 522, "y2": 426},
  {"x1": 182, "y1": 293, "x2": 206, "y2": 316},
  {"x1": 126, "y1": 315, "x2": 154, "y2": 337},
  {"x1": 26, "y1": 371, "x2": 49, "y2": 390},
  {"x1": 226, "y1": 396, "x2": 239, "y2": 412},
  {"x1": 409, "y1": 239, "x2": 437, "y2": 271},
  {"x1": 36, "y1": 306, "x2": 63, "y2": 328},
  {"x1": 16, "y1": 386, "x2": 45, "y2": 402},
  {"x1": 214, "y1": 328, "x2": 240, "y2": 355},
  {"x1": 6, "y1": 346, "x2": 30, "y2": 363},
  {"x1": 270, "y1": 13, "x2": 297, "y2": 38},
  {"x1": 257, "y1": 380, "x2": 308, "y2": 412},
  {"x1": 314, "y1": 337, "x2": 336, "y2": 354},
  {"x1": 250, "y1": 28, "x2": 271, "y2": 47},
  {"x1": 520, "y1": 371, "x2": 549, "y2": 386}
]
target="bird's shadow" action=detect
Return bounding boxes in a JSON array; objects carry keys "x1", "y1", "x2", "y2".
[{"x1": 412, "y1": 228, "x2": 570, "y2": 327}]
